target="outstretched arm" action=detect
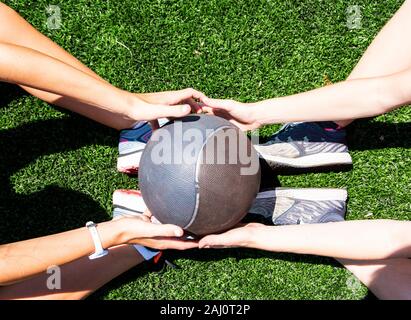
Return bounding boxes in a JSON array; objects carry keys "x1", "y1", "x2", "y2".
[
  {"x1": 202, "y1": 67, "x2": 411, "y2": 130},
  {"x1": 199, "y1": 220, "x2": 411, "y2": 260},
  {"x1": 202, "y1": 1, "x2": 411, "y2": 130},
  {"x1": 0, "y1": 3, "x2": 206, "y2": 130},
  {"x1": 255, "y1": 69, "x2": 411, "y2": 124},
  {"x1": 0, "y1": 217, "x2": 196, "y2": 286},
  {"x1": 0, "y1": 42, "x2": 199, "y2": 128}
]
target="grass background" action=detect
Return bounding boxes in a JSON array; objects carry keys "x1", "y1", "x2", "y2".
[{"x1": 1, "y1": 0, "x2": 410, "y2": 299}]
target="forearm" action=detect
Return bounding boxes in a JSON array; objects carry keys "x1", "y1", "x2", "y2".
[
  {"x1": 254, "y1": 72, "x2": 410, "y2": 124},
  {"x1": 249, "y1": 220, "x2": 411, "y2": 260},
  {"x1": 0, "y1": 43, "x2": 136, "y2": 123},
  {"x1": 0, "y1": 245, "x2": 143, "y2": 300},
  {"x1": 22, "y1": 87, "x2": 138, "y2": 130},
  {"x1": 0, "y1": 220, "x2": 126, "y2": 285}
]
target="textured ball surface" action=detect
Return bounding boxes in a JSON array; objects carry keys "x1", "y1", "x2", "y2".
[{"x1": 139, "y1": 115, "x2": 261, "y2": 236}]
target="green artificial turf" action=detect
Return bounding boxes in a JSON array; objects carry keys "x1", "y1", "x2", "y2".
[{"x1": 1, "y1": 0, "x2": 410, "y2": 300}]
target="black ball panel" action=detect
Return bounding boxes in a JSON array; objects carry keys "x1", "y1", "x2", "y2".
[{"x1": 187, "y1": 127, "x2": 261, "y2": 235}]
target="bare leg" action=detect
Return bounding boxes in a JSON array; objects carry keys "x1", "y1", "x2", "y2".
[
  {"x1": 339, "y1": 258, "x2": 411, "y2": 300},
  {"x1": 336, "y1": 0, "x2": 411, "y2": 127},
  {"x1": 0, "y1": 245, "x2": 144, "y2": 300},
  {"x1": 0, "y1": 3, "x2": 136, "y2": 129},
  {"x1": 0, "y1": 4, "x2": 103, "y2": 79},
  {"x1": 337, "y1": 2, "x2": 411, "y2": 298}
]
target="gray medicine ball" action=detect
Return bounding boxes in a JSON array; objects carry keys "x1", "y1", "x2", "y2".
[{"x1": 139, "y1": 115, "x2": 261, "y2": 236}]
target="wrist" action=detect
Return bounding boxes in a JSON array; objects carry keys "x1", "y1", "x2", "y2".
[
  {"x1": 243, "y1": 225, "x2": 267, "y2": 249},
  {"x1": 97, "y1": 219, "x2": 129, "y2": 248},
  {"x1": 251, "y1": 99, "x2": 278, "y2": 126},
  {"x1": 119, "y1": 91, "x2": 140, "y2": 119},
  {"x1": 122, "y1": 92, "x2": 152, "y2": 122},
  {"x1": 248, "y1": 102, "x2": 267, "y2": 128}
]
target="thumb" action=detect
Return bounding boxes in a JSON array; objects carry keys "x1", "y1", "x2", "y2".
[{"x1": 148, "y1": 104, "x2": 191, "y2": 120}]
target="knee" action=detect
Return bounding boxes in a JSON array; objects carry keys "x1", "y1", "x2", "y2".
[{"x1": 371, "y1": 259, "x2": 411, "y2": 300}]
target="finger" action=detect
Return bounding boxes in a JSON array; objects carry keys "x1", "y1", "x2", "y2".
[
  {"x1": 200, "y1": 97, "x2": 235, "y2": 112},
  {"x1": 180, "y1": 88, "x2": 207, "y2": 101},
  {"x1": 201, "y1": 108, "x2": 249, "y2": 130},
  {"x1": 143, "y1": 209, "x2": 152, "y2": 218},
  {"x1": 138, "y1": 222, "x2": 184, "y2": 238},
  {"x1": 201, "y1": 106, "x2": 215, "y2": 114},
  {"x1": 136, "y1": 215, "x2": 151, "y2": 222},
  {"x1": 184, "y1": 98, "x2": 203, "y2": 113},
  {"x1": 198, "y1": 234, "x2": 233, "y2": 249},
  {"x1": 173, "y1": 242, "x2": 199, "y2": 250},
  {"x1": 149, "y1": 120, "x2": 160, "y2": 131},
  {"x1": 137, "y1": 238, "x2": 199, "y2": 250},
  {"x1": 162, "y1": 240, "x2": 199, "y2": 250},
  {"x1": 146, "y1": 104, "x2": 191, "y2": 120}
]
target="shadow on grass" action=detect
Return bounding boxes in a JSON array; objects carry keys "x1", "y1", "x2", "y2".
[
  {"x1": 0, "y1": 107, "x2": 118, "y2": 244},
  {"x1": 257, "y1": 118, "x2": 410, "y2": 151},
  {"x1": 169, "y1": 247, "x2": 341, "y2": 269},
  {"x1": 0, "y1": 83, "x2": 28, "y2": 109},
  {"x1": 91, "y1": 248, "x2": 344, "y2": 300},
  {"x1": 347, "y1": 118, "x2": 411, "y2": 150}
]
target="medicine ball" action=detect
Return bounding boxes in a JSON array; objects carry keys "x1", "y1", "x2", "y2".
[{"x1": 139, "y1": 115, "x2": 261, "y2": 236}]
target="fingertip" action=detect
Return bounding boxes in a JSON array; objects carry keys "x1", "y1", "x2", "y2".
[
  {"x1": 181, "y1": 104, "x2": 191, "y2": 114},
  {"x1": 143, "y1": 209, "x2": 152, "y2": 218},
  {"x1": 199, "y1": 237, "x2": 211, "y2": 248},
  {"x1": 200, "y1": 96, "x2": 210, "y2": 104},
  {"x1": 174, "y1": 227, "x2": 184, "y2": 237},
  {"x1": 199, "y1": 242, "x2": 211, "y2": 249},
  {"x1": 149, "y1": 120, "x2": 160, "y2": 130}
]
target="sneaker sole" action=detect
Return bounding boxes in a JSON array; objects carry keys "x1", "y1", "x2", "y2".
[
  {"x1": 117, "y1": 119, "x2": 169, "y2": 174},
  {"x1": 256, "y1": 188, "x2": 348, "y2": 201},
  {"x1": 112, "y1": 189, "x2": 146, "y2": 213},
  {"x1": 117, "y1": 150, "x2": 144, "y2": 174},
  {"x1": 261, "y1": 152, "x2": 352, "y2": 168}
]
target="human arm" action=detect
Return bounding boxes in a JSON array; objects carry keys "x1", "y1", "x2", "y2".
[
  {"x1": 199, "y1": 220, "x2": 411, "y2": 260},
  {"x1": 202, "y1": 68, "x2": 411, "y2": 130},
  {"x1": 0, "y1": 42, "x2": 202, "y2": 128},
  {"x1": 0, "y1": 217, "x2": 196, "y2": 285}
]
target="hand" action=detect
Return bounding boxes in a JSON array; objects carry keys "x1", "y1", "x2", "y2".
[
  {"x1": 121, "y1": 215, "x2": 198, "y2": 251},
  {"x1": 200, "y1": 97, "x2": 263, "y2": 131},
  {"x1": 199, "y1": 223, "x2": 265, "y2": 249},
  {"x1": 136, "y1": 88, "x2": 207, "y2": 129}
]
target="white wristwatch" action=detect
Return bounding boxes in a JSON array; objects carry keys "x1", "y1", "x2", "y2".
[{"x1": 86, "y1": 221, "x2": 109, "y2": 260}]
